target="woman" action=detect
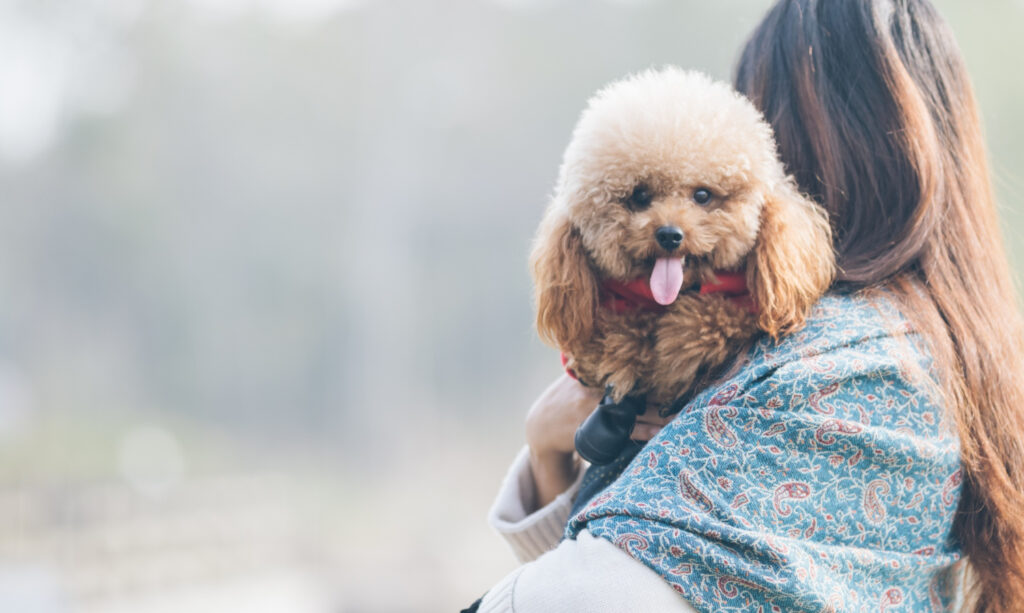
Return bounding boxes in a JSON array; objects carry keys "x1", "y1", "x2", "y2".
[{"x1": 476, "y1": 1, "x2": 1024, "y2": 611}]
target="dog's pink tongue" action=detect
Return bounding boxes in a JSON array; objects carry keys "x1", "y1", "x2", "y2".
[{"x1": 650, "y1": 257, "x2": 685, "y2": 305}]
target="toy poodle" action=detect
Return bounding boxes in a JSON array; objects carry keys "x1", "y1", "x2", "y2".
[{"x1": 531, "y1": 67, "x2": 835, "y2": 413}]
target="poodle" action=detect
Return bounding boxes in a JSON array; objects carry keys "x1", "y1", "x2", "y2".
[{"x1": 531, "y1": 67, "x2": 835, "y2": 413}]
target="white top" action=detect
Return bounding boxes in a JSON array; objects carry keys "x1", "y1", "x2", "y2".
[{"x1": 480, "y1": 447, "x2": 698, "y2": 613}]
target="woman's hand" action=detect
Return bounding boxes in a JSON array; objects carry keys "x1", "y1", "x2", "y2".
[
  {"x1": 526, "y1": 374, "x2": 602, "y2": 459},
  {"x1": 525, "y1": 374, "x2": 601, "y2": 509},
  {"x1": 525, "y1": 374, "x2": 673, "y2": 508}
]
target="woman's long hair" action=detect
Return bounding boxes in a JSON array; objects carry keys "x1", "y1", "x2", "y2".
[{"x1": 736, "y1": 1, "x2": 1024, "y2": 610}]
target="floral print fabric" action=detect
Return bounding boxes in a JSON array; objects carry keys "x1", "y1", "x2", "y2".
[{"x1": 566, "y1": 291, "x2": 963, "y2": 612}]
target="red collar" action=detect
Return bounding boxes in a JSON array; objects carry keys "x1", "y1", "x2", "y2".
[
  {"x1": 600, "y1": 270, "x2": 756, "y2": 314},
  {"x1": 561, "y1": 271, "x2": 755, "y2": 382},
  {"x1": 561, "y1": 271, "x2": 756, "y2": 382}
]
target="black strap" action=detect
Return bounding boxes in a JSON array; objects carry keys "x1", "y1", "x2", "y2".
[
  {"x1": 460, "y1": 595, "x2": 484, "y2": 612},
  {"x1": 569, "y1": 440, "x2": 643, "y2": 518}
]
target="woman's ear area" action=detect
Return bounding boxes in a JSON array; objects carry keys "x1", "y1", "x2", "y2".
[
  {"x1": 747, "y1": 182, "x2": 836, "y2": 339},
  {"x1": 530, "y1": 208, "x2": 598, "y2": 354}
]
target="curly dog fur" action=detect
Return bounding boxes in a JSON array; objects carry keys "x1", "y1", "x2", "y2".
[{"x1": 531, "y1": 67, "x2": 835, "y2": 410}]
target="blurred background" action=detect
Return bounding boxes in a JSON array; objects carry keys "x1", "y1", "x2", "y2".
[{"x1": 0, "y1": 0, "x2": 1021, "y2": 611}]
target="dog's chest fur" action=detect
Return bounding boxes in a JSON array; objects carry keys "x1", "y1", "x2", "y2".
[{"x1": 567, "y1": 294, "x2": 760, "y2": 411}]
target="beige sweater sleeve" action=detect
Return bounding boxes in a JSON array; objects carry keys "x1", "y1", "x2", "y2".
[
  {"x1": 478, "y1": 530, "x2": 699, "y2": 613},
  {"x1": 487, "y1": 445, "x2": 587, "y2": 563}
]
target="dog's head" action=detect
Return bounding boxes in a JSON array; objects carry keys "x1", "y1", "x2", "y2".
[{"x1": 532, "y1": 67, "x2": 835, "y2": 353}]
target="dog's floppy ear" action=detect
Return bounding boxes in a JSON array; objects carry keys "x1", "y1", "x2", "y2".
[
  {"x1": 748, "y1": 182, "x2": 835, "y2": 339},
  {"x1": 530, "y1": 209, "x2": 598, "y2": 354}
]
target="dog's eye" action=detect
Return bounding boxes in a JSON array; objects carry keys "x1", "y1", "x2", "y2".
[
  {"x1": 693, "y1": 188, "x2": 713, "y2": 205},
  {"x1": 626, "y1": 184, "x2": 654, "y2": 211}
]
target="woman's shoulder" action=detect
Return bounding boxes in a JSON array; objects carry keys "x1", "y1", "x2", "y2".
[
  {"x1": 689, "y1": 289, "x2": 945, "y2": 426},
  {"x1": 754, "y1": 288, "x2": 920, "y2": 368}
]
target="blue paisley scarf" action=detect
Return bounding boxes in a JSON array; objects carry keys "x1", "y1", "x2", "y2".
[{"x1": 566, "y1": 291, "x2": 963, "y2": 612}]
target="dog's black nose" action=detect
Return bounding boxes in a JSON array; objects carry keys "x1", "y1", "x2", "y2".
[{"x1": 655, "y1": 226, "x2": 684, "y2": 251}]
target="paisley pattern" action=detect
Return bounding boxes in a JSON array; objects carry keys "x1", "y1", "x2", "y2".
[
  {"x1": 566, "y1": 291, "x2": 963, "y2": 612},
  {"x1": 679, "y1": 470, "x2": 715, "y2": 514},
  {"x1": 705, "y1": 405, "x2": 740, "y2": 448},
  {"x1": 863, "y1": 479, "x2": 892, "y2": 526},
  {"x1": 772, "y1": 482, "x2": 812, "y2": 517},
  {"x1": 815, "y1": 419, "x2": 863, "y2": 445}
]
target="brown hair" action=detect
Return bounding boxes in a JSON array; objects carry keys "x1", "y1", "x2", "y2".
[{"x1": 736, "y1": 0, "x2": 1024, "y2": 609}]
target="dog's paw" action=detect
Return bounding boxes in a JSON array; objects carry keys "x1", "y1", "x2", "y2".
[{"x1": 603, "y1": 370, "x2": 641, "y2": 402}]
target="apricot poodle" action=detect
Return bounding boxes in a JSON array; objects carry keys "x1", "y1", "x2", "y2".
[{"x1": 531, "y1": 67, "x2": 835, "y2": 412}]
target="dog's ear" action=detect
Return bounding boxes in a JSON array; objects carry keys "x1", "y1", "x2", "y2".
[
  {"x1": 530, "y1": 210, "x2": 598, "y2": 354},
  {"x1": 748, "y1": 182, "x2": 835, "y2": 339}
]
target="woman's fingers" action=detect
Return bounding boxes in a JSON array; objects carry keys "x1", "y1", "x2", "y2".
[
  {"x1": 630, "y1": 422, "x2": 664, "y2": 441},
  {"x1": 630, "y1": 406, "x2": 674, "y2": 441}
]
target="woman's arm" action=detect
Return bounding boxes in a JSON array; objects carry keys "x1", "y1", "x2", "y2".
[
  {"x1": 478, "y1": 530, "x2": 698, "y2": 613},
  {"x1": 488, "y1": 445, "x2": 587, "y2": 562},
  {"x1": 523, "y1": 374, "x2": 600, "y2": 508},
  {"x1": 484, "y1": 374, "x2": 597, "y2": 562},
  {"x1": 492, "y1": 374, "x2": 673, "y2": 561}
]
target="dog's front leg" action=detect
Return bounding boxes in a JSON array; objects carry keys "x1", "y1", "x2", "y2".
[{"x1": 593, "y1": 311, "x2": 657, "y2": 402}]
